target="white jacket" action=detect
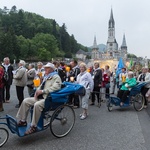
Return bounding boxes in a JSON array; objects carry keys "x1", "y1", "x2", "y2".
[{"x1": 77, "y1": 71, "x2": 94, "y2": 92}]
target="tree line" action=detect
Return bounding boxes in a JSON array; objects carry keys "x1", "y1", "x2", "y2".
[{"x1": 0, "y1": 6, "x2": 88, "y2": 63}]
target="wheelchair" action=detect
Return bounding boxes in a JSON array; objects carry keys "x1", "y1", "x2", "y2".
[
  {"x1": 0, "y1": 82, "x2": 84, "y2": 147},
  {"x1": 107, "y1": 82, "x2": 148, "y2": 112}
]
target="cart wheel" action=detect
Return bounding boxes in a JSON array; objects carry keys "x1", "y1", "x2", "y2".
[
  {"x1": 107, "y1": 103, "x2": 113, "y2": 112},
  {"x1": 50, "y1": 105, "x2": 75, "y2": 138},
  {"x1": 133, "y1": 94, "x2": 145, "y2": 111},
  {"x1": 0, "y1": 128, "x2": 9, "y2": 147}
]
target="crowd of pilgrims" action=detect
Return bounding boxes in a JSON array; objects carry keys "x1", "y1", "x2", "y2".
[{"x1": 0, "y1": 57, "x2": 150, "y2": 120}]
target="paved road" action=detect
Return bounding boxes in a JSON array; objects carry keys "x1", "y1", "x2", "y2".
[{"x1": 0, "y1": 84, "x2": 150, "y2": 150}]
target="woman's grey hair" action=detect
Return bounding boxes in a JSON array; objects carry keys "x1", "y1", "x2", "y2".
[
  {"x1": 128, "y1": 71, "x2": 134, "y2": 77},
  {"x1": 79, "y1": 63, "x2": 87, "y2": 70}
]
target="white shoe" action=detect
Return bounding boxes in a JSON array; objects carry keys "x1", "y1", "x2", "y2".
[
  {"x1": 80, "y1": 114, "x2": 87, "y2": 120},
  {"x1": 80, "y1": 113, "x2": 88, "y2": 117},
  {"x1": 79, "y1": 113, "x2": 83, "y2": 117}
]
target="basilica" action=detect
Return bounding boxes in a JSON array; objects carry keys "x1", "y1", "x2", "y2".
[{"x1": 91, "y1": 8, "x2": 127, "y2": 61}]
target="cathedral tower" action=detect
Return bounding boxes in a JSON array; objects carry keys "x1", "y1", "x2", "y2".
[
  {"x1": 91, "y1": 36, "x2": 100, "y2": 59},
  {"x1": 121, "y1": 33, "x2": 127, "y2": 59},
  {"x1": 106, "y1": 8, "x2": 118, "y2": 57}
]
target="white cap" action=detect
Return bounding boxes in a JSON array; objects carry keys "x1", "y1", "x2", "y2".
[
  {"x1": 19, "y1": 60, "x2": 26, "y2": 66},
  {"x1": 44, "y1": 63, "x2": 55, "y2": 70},
  {"x1": 128, "y1": 71, "x2": 134, "y2": 75}
]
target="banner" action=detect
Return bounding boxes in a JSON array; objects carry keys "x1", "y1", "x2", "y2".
[
  {"x1": 116, "y1": 58, "x2": 125, "y2": 76},
  {"x1": 128, "y1": 58, "x2": 133, "y2": 70}
]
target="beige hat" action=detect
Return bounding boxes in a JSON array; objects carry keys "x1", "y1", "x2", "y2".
[
  {"x1": 44, "y1": 62, "x2": 55, "y2": 70},
  {"x1": 19, "y1": 60, "x2": 26, "y2": 66}
]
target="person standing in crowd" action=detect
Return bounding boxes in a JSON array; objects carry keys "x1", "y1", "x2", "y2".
[
  {"x1": 100, "y1": 68, "x2": 106, "y2": 101},
  {"x1": 26, "y1": 64, "x2": 36, "y2": 96},
  {"x1": 36, "y1": 62, "x2": 45, "y2": 82},
  {"x1": 104, "y1": 65, "x2": 111, "y2": 99},
  {"x1": 13, "y1": 60, "x2": 27, "y2": 108},
  {"x1": 118, "y1": 67, "x2": 127, "y2": 89},
  {"x1": 0, "y1": 64, "x2": 4, "y2": 111},
  {"x1": 77, "y1": 63, "x2": 94, "y2": 120},
  {"x1": 90, "y1": 62, "x2": 102, "y2": 106},
  {"x1": 137, "y1": 67, "x2": 150, "y2": 108},
  {"x1": 53, "y1": 61, "x2": 66, "y2": 82},
  {"x1": 16, "y1": 63, "x2": 62, "y2": 135},
  {"x1": 68, "y1": 60, "x2": 80, "y2": 108},
  {"x1": 2, "y1": 57, "x2": 13, "y2": 103},
  {"x1": 137, "y1": 67, "x2": 146, "y2": 82},
  {"x1": 110, "y1": 72, "x2": 116, "y2": 94},
  {"x1": 60, "y1": 61, "x2": 66, "y2": 72}
]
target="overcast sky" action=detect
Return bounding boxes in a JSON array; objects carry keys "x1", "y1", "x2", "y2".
[{"x1": 0, "y1": 0, "x2": 150, "y2": 58}]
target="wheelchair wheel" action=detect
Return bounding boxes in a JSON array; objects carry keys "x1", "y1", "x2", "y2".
[
  {"x1": 133, "y1": 94, "x2": 145, "y2": 111},
  {"x1": 0, "y1": 128, "x2": 9, "y2": 147},
  {"x1": 50, "y1": 104, "x2": 75, "y2": 138}
]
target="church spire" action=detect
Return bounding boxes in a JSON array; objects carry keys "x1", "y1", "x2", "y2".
[
  {"x1": 109, "y1": 8, "x2": 115, "y2": 28},
  {"x1": 121, "y1": 34, "x2": 127, "y2": 48},
  {"x1": 93, "y1": 35, "x2": 98, "y2": 49}
]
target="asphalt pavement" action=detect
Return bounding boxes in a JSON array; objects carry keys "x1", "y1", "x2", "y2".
[{"x1": 0, "y1": 84, "x2": 150, "y2": 150}]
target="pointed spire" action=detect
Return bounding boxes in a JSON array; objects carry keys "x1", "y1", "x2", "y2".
[
  {"x1": 93, "y1": 35, "x2": 98, "y2": 49},
  {"x1": 121, "y1": 34, "x2": 127, "y2": 47},
  {"x1": 109, "y1": 8, "x2": 115, "y2": 28},
  {"x1": 110, "y1": 8, "x2": 114, "y2": 21}
]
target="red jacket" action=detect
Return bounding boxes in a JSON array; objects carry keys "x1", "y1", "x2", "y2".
[
  {"x1": 102, "y1": 73, "x2": 110, "y2": 87},
  {"x1": 0, "y1": 66, "x2": 4, "y2": 88}
]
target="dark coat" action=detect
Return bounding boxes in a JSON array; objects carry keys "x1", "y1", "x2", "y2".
[
  {"x1": 2, "y1": 64, "x2": 13, "y2": 85},
  {"x1": 69, "y1": 67, "x2": 80, "y2": 81},
  {"x1": 93, "y1": 69, "x2": 102, "y2": 87}
]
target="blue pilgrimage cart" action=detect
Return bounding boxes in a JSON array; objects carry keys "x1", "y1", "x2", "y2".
[
  {"x1": 0, "y1": 82, "x2": 85, "y2": 147},
  {"x1": 107, "y1": 82, "x2": 148, "y2": 111}
]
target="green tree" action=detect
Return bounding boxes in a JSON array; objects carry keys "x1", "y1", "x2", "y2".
[
  {"x1": 1, "y1": 27, "x2": 18, "y2": 60},
  {"x1": 32, "y1": 33, "x2": 60, "y2": 60},
  {"x1": 38, "y1": 48, "x2": 51, "y2": 61}
]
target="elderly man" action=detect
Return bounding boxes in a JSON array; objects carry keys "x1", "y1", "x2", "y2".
[
  {"x1": 91, "y1": 62, "x2": 102, "y2": 106},
  {"x1": 16, "y1": 62, "x2": 62, "y2": 135},
  {"x1": 2, "y1": 57, "x2": 13, "y2": 103},
  {"x1": 13, "y1": 60, "x2": 27, "y2": 108}
]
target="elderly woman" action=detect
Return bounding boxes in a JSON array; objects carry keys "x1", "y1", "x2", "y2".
[
  {"x1": 13, "y1": 60, "x2": 27, "y2": 108},
  {"x1": 26, "y1": 64, "x2": 36, "y2": 96},
  {"x1": 76, "y1": 63, "x2": 94, "y2": 120},
  {"x1": 117, "y1": 71, "x2": 137, "y2": 106}
]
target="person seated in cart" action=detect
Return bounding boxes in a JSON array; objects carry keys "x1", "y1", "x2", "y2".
[
  {"x1": 16, "y1": 63, "x2": 62, "y2": 135},
  {"x1": 117, "y1": 71, "x2": 137, "y2": 106}
]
